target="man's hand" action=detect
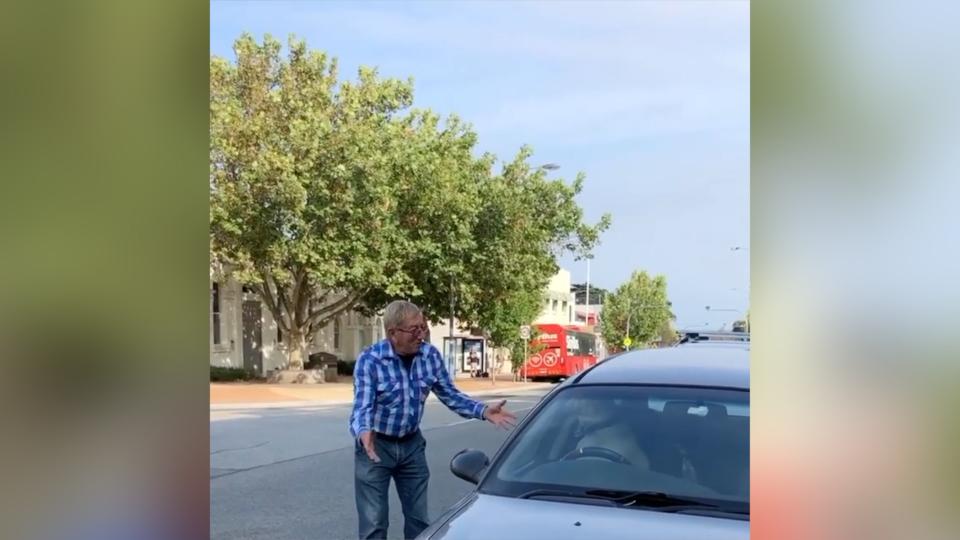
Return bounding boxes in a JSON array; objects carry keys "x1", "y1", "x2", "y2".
[
  {"x1": 359, "y1": 431, "x2": 381, "y2": 463},
  {"x1": 483, "y1": 399, "x2": 517, "y2": 430}
]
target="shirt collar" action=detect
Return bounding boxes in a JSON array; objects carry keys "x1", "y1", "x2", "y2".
[{"x1": 377, "y1": 339, "x2": 426, "y2": 361}]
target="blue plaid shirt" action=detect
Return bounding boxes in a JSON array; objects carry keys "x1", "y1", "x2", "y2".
[{"x1": 349, "y1": 339, "x2": 487, "y2": 438}]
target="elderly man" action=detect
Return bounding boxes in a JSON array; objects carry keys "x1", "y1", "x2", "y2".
[{"x1": 350, "y1": 300, "x2": 517, "y2": 540}]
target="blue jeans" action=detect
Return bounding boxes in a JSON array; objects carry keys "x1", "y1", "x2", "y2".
[{"x1": 354, "y1": 430, "x2": 430, "y2": 540}]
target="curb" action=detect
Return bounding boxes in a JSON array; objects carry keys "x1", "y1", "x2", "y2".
[{"x1": 210, "y1": 383, "x2": 552, "y2": 412}]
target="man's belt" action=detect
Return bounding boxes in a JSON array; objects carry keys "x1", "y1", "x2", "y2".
[{"x1": 376, "y1": 429, "x2": 420, "y2": 443}]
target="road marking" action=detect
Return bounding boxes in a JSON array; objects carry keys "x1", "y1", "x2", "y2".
[
  {"x1": 210, "y1": 412, "x2": 261, "y2": 422},
  {"x1": 210, "y1": 441, "x2": 270, "y2": 455}
]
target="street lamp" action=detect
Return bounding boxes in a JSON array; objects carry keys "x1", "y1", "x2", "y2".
[{"x1": 584, "y1": 254, "x2": 594, "y2": 326}]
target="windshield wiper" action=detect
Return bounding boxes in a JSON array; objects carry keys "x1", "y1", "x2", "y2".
[
  {"x1": 519, "y1": 488, "x2": 748, "y2": 516},
  {"x1": 584, "y1": 489, "x2": 747, "y2": 515},
  {"x1": 518, "y1": 489, "x2": 617, "y2": 506}
]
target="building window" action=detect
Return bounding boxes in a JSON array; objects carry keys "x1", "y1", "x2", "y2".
[
  {"x1": 562, "y1": 300, "x2": 568, "y2": 312},
  {"x1": 212, "y1": 282, "x2": 221, "y2": 345},
  {"x1": 359, "y1": 326, "x2": 370, "y2": 349},
  {"x1": 552, "y1": 299, "x2": 559, "y2": 312},
  {"x1": 334, "y1": 318, "x2": 341, "y2": 350}
]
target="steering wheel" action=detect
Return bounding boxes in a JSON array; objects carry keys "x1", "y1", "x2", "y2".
[{"x1": 562, "y1": 446, "x2": 632, "y2": 465}]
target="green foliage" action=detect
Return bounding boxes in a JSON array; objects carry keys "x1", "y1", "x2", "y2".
[
  {"x1": 600, "y1": 270, "x2": 672, "y2": 352},
  {"x1": 655, "y1": 318, "x2": 680, "y2": 346},
  {"x1": 463, "y1": 150, "x2": 610, "y2": 351},
  {"x1": 509, "y1": 327, "x2": 549, "y2": 373},
  {"x1": 211, "y1": 34, "x2": 608, "y2": 368},
  {"x1": 210, "y1": 366, "x2": 259, "y2": 382},
  {"x1": 571, "y1": 282, "x2": 609, "y2": 305}
]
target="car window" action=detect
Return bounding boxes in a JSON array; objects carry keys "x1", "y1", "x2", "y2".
[{"x1": 482, "y1": 385, "x2": 749, "y2": 509}]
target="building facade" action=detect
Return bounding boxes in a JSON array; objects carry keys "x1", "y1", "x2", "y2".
[
  {"x1": 209, "y1": 278, "x2": 384, "y2": 375},
  {"x1": 533, "y1": 269, "x2": 576, "y2": 325},
  {"x1": 210, "y1": 268, "x2": 580, "y2": 377}
]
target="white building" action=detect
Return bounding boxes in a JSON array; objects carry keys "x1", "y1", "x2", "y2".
[
  {"x1": 210, "y1": 268, "x2": 578, "y2": 377},
  {"x1": 209, "y1": 279, "x2": 384, "y2": 375},
  {"x1": 533, "y1": 269, "x2": 576, "y2": 325}
]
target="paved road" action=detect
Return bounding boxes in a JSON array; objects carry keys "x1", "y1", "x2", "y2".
[{"x1": 211, "y1": 389, "x2": 550, "y2": 540}]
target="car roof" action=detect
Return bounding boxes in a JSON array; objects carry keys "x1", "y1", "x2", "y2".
[{"x1": 573, "y1": 341, "x2": 750, "y2": 390}]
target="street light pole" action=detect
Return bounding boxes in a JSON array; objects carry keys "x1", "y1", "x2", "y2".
[
  {"x1": 448, "y1": 273, "x2": 456, "y2": 375},
  {"x1": 449, "y1": 274, "x2": 455, "y2": 339},
  {"x1": 585, "y1": 256, "x2": 591, "y2": 326}
]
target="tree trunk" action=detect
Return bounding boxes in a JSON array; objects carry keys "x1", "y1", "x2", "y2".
[{"x1": 286, "y1": 331, "x2": 308, "y2": 370}]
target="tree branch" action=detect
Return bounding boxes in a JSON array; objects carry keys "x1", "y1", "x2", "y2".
[
  {"x1": 257, "y1": 271, "x2": 288, "y2": 333},
  {"x1": 305, "y1": 289, "x2": 367, "y2": 330},
  {"x1": 306, "y1": 293, "x2": 366, "y2": 343},
  {"x1": 275, "y1": 277, "x2": 296, "y2": 329}
]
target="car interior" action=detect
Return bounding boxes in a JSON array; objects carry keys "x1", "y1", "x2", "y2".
[{"x1": 497, "y1": 388, "x2": 749, "y2": 501}]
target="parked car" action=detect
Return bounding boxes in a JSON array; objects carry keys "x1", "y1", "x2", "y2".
[{"x1": 417, "y1": 333, "x2": 750, "y2": 540}]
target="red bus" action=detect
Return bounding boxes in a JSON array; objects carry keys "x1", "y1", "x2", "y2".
[{"x1": 520, "y1": 324, "x2": 598, "y2": 382}]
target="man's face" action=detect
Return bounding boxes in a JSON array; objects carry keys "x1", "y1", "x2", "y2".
[{"x1": 389, "y1": 314, "x2": 427, "y2": 355}]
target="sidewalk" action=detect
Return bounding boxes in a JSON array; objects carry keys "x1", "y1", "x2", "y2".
[{"x1": 210, "y1": 376, "x2": 552, "y2": 410}]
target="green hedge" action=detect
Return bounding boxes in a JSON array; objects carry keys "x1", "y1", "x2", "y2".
[{"x1": 210, "y1": 366, "x2": 258, "y2": 382}]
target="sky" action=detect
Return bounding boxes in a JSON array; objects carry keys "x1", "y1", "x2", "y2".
[{"x1": 210, "y1": 0, "x2": 750, "y2": 330}]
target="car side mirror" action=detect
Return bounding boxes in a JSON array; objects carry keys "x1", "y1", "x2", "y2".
[{"x1": 450, "y1": 449, "x2": 489, "y2": 484}]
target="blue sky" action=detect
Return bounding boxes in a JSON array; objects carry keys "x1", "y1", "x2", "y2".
[{"x1": 211, "y1": 1, "x2": 750, "y2": 329}]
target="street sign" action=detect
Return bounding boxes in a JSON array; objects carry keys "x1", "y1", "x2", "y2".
[
  {"x1": 622, "y1": 336, "x2": 633, "y2": 348},
  {"x1": 520, "y1": 325, "x2": 531, "y2": 340}
]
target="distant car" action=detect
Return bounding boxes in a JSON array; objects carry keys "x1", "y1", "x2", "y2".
[{"x1": 417, "y1": 333, "x2": 750, "y2": 540}]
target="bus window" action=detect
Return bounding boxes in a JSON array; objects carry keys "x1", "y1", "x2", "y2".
[{"x1": 577, "y1": 332, "x2": 596, "y2": 356}]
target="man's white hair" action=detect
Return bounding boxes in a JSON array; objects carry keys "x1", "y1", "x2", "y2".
[{"x1": 383, "y1": 300, "x2": 422, "y2": 330}]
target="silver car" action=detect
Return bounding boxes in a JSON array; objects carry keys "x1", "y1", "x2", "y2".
[{"x1": 417, "y1": 333, "x2": 750, "y2": 540}]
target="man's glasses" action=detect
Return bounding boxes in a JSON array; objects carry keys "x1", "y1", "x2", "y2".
[{"x1": 394, "y1": 325, "x2": 427, "y2": 336}]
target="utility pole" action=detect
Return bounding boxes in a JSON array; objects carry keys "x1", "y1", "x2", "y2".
[
  {"x1": 449, "y1": 274, "x2": 455, "y2": 339},
  {"x1": 448, "y1": 273, "x2": 455, "y2": 375},
  {"x1": 523, "y1": 337, "x2": 529, "y2": 383},
  {"x1": 585, "y1": 256, "x2": 591, "y2": 325}
]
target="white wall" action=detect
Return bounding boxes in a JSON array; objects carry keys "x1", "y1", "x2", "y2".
[
  {"x1": 209, "y1": 277, "x2": 383, "y2": 375},
  {"x1": 210, "y1": 278, "x2": 243, "y2": 368},
  {"x1": 211, "y1": 267, "x2": 579, "y2": 375},
  {"x1": 533, "y1": 268, "x2": 575, "y2": 325}
]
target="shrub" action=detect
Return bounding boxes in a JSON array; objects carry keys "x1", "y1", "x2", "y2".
[{"x1": 210, "y1": 366, "x2": 257, "y2": 382}]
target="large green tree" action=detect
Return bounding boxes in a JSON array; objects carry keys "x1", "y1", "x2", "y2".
[
  {"x1": 211, "y1": 34, "x2": 484, "y2": 368},
  {"x1": 600, "y1": 271, "x2": 672, "y2": 353},
  {"x1": 467, "y1": 149, "x2": 610, "y2": 354},
  {"x1": 211, "y1": 34, "x2": 608, "y2": 369}
]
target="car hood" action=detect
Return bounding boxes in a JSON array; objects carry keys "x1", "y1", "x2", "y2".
[{"x1": 421, "y1": 492, "x2": 749, "y2": 540}]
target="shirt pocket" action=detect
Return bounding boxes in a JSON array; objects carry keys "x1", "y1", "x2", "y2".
[
  {"x1": 376, "y1": 380, "x2": 403, "y2": 408},
  {"x1": 418, "y1": 375, "x2": 438, "y2": 403}
]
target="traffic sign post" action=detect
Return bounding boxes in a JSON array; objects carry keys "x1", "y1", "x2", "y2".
[
  {"x1": 520, "y1": 339, "x2": 530, "y2": 382},
  {"x1": 623, "y1": 336, "x2": 633, "y2": 349},
  {"x1": 520, "y1": 325, "x2": 531, "y2": 382}
]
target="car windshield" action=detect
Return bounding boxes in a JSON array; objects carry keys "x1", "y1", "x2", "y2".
[{"x1": 480, "y1": 385, "x2": 749, "y2": 514}]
